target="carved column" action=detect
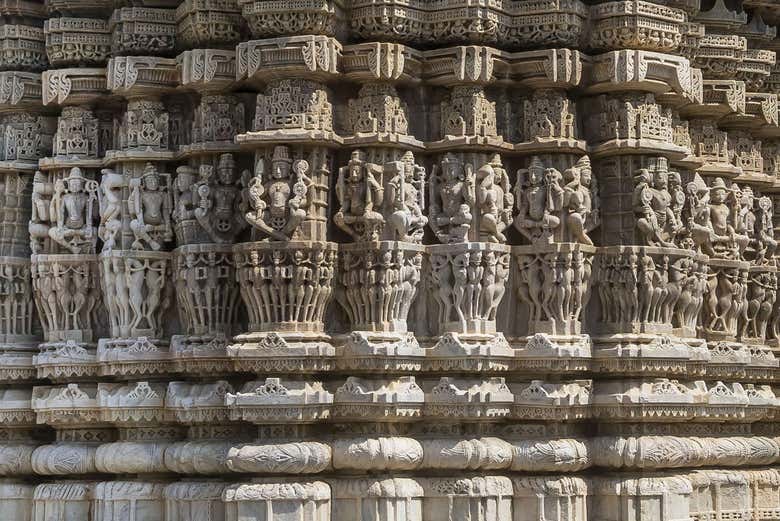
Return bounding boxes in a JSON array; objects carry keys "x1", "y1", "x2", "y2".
[
  {"x1": 228, "y1": 35, "x2": 339, "y2": 372},
  {"x1": 34, "y1": 39, "x2": 111, "y2": 378},
  {"x1": 225, "y1": 378, "x2": 333, "y2": 521},
  {"x1": 503, "y1": 48, "x2": 595, "y2": 368},
  {"x1": 421, "y1": 46, "x2": 513, "y2": 370},
  {"x1": 335, "y1": 42, "x2": 427, "y2": 371},
  {"x1": 172, "y1": 48, "x2": 245, "y2": 375},
  {"x1": 98, "y1": 54, "x2": 179, "y2": 377},
  {"x1": 586, "y1": 50, "x2": 709, "y2": 375}
]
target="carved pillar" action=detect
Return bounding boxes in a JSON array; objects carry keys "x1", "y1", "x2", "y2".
[
  {"x1": 90, "y1": 381, "x2": 182, "y2": 521},
  {"x1": 172, "y1": 49, "x2": 245, "y2": 375},
  {"x1": 97, "y1": 55, "x2": 179, "y2": 378},
  {"x1": 334, "y1": 42, "x2": 428, "y2": 371},
  {"x1": 33, "y1": 100, "x2": 108, "y2": 380},
  {"x1": 228, "y1": 35, "x2": 339, "y2": 372},
  {"x1": 0, "y1": 70, "x2": 50, "y2": 383},
  {"x1": 586, "y1": 50, "x2": 710, "y2": 375}
]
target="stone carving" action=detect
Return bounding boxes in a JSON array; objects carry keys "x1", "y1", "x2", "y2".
[
  {"x1": 7, "y1": 4, "x2": 780, "y2": 521},
  {"x1": 244, "y1": 146, "x2": 312, "y2": 241},
  {"x1": 514, "y1": 156, "x2": 598, "y2": 245},
  {"x1": 128, "y1": 163, "x2": 173, "y2": 251},
  {"x1": 429, "y1": 154, "x2": 513, "y2": 244}
]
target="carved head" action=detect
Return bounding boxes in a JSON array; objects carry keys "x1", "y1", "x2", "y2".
[
  {"x1": 217, "y1": 154, "x2": 236, "y2": 185},
  {"x1": 710, "y1": 178, "x2": 728, "y2": 203},
  {"x1": 741, "y1": 185, "x2": 754, "y2": 207},
  {"x1": 401, "y1": 151, "x2": 415, "y2": 178},
  {"x1": 653, "y1": 169, "x2": 668, "y2": 191},
  {"x1": 271, "y1": 146, "x2": 292, "y2": 180},
  {"x1": 441, "y1": 153, "x2": 463, "y2": 181},
  {"x1": 142, "y1": 163, "x2": 160, "y2": 191},
  {"x1": 527, "y1": 157, "x2": 545, "y2": 185},
  {"x1": 66, "y1": 168, "x2": 85, "y2": 192},
  {"x1": 576, "y1": 156, "x2": 592, "y2": 186},
  {"x1": 348, "y1": 150, "x2": 367, "y2": 183},
  {"x1": 175, "y1": 166, "x2": 195, "y2": 190}
]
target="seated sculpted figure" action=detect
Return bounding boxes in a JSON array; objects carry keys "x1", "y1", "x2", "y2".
[
  {"x1": 697, "y1": 178, "x2": 749, "y2": 259},
  {"x1": 429, "y1": 153, "x2": 475, "y2": 243},
  {"x1": 384, "y1": 151, "x2": 427, "y2": 243},
  {"x1": 48, "y1": 167, "x2": 98, "y2": 254},
  {"x1": 334, "y1": 149, "x2": 385, "y2": 241},
  {"x1": 513, "y1": 156, "x2": 564, "y2": 244},
  {"x1": 128, "y1": 163, "x2": 173, "y2": 251},
  {"x1": 244, "y1": 145, "x2": 311, "y2": 241}
]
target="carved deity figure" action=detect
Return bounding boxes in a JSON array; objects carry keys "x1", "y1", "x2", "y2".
[
  {"x1": 429, "y1": 153, "x2": 475, "y2": 243},
  {"x1": 696, "y1": 178, "x2": 749, "y2": 259},
  {"x1": 755, "y1": 195, "x2": 778, "y2": 265},
  {"x1": 47, "y1": 167, "x2": 98, "y2": 254},
  {"x1": 98, "y1": 168, "x2": 123, "y2": 252},
  {"x1": 194, "y1": 154, "x2": 246, "y2": 244},
  {"x1": 562, "y1": 155, "x2": 599, "y2": 245},
  {"x1": 128, "y1": 163, "x2": 173, "y2": 251},
  {"x1": 29, "y1": 171, "x2": 53, "y2": 254},
  {"x1": 173, "y1": 166, "x2": 197, "y2": 225},
  {"x1": 513, "y1": 157, "x2": 564, "y2": 244},
  {"x1": 244, "y1": 145, "x2": 312, "y2": 241},
  {"x1": 634, "y1": 162, "x2": 682, "y2": 247},
  {"x1": 384, "y1": 151, "x2": 427, "y2": 243},
  {"x1": 476, "y1": 154, "x2": 513, "y2": 243},
  {"x1": 334, "y1": 150, "x2": 385, "y2": 242}
]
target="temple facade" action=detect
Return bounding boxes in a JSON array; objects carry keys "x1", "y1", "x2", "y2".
[{"x1": 1, "y1": 0, "x2": 780, "y2": 520}]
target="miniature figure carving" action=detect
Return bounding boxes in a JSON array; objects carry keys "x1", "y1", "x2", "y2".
[
  {"x1": 193, "y1": 154, "x2": 245, "y2": 243},
  {"x1": 45, "y1": 168, "x2": 99, "y2": 254},
  {"x1": 29, "y1": 171, "x2": 53, "y2": 254},
  {"x1": 698, "y1": 178, "x2": 750, "y2": 259},
  {"x1": 634, "y1": 163, "x2": 682, "y2": 247},
  {"x1": 384, "y1": 151, "x2": 427, "y2": 243},
  {"x1": 98, "y1": 169, "x2": 123, "y2": 252},
  {"x1": 429, "y1": 153, "x2": 475, "y2": 243},
  {"x1": 334, "y1": 150, "x2": 385, "y2": 242},
  {"x1": 128, "y1": 163, "x2": 173, "y2": 251},
  {"x1": 476, "y1": 155, "x2": 512, "y2": 243},
  {"x1": 514, "y1": 157, "x2": 563, "y2": 245},
  {"x1": 244, "y1": 145, "x2": 311, "y2": 241}
]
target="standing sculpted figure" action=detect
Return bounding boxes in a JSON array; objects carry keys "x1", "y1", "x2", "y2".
[
  {"x1": 756, "y1": 195, "x2": 778, "y2": 264},
  {"x1": 192, "y1": 154, "x2": 245, "y2": 243},
  {"x1": 634, "y1": 164, "x2": 681, "y2": 247},
  {"x1": 334, "y1": 150, "x2": 385, "y2": 241},
  {"x1": 562, "y1": 155, "x2": 598, "y2": 245},
  {"x1": 429, "y1": 153, "x2": 475, "y2": 243},
  {"x1": 384, "y1": 151, "x2": 427, "y2": 242},
  {"x1": 476, "y1": 154, "x2": 513, "y2": 243},
  {"x1": 128, "y1": 163, "x2": 173, "y2": 251},
  {"x1": 98, "y1": 168, "x2": 123, "y2": 251},
  {"x1": 244, "y1": 145, "x2": 311, "y2": 241},
  {"x1": 29, "y1": 171, "x2": 53, "y2": 254},
  {"x1": 48, "y1": 167, "x2": 98, "y2": 254},
  {"x1": 513, "y1": 156, "x2": 564, "y2": 244}
]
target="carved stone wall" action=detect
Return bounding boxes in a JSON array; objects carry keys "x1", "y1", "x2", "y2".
[{"x1": 2, "y1": 0, "x2": 780, "y2": 520}]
